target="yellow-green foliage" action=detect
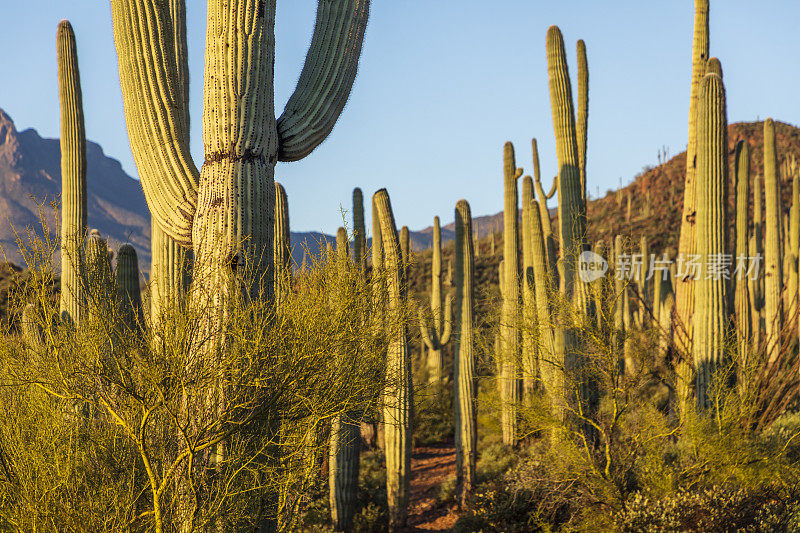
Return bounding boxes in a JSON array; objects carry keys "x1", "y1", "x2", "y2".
[{"x1": 0, "y1": 231, "x2": 387, "y2": 531}]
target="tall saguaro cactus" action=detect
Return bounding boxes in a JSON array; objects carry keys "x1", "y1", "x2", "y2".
[
  {"x1": 373, "y1": 189, "x2": 411, "y2": 531},
  {"x1": 353, "y1": 188, "x2": 366, "y2": 271},
  {"x1": 692, "y1": 73, "x2": 729, "y2": 409},
  {"x1": 500, "y1": 141, "x2": 522, "y2": 446},
  {"x1": 57, "y1": 20, "x2": 87, "y2": 326},
  {"x1": 521, "y1": 176, "x2": 538, "y2": 400},
  {"x1": 750, "y1": 172, "x2": 764, "y2": 351},
  {"x1": 576, "y1": 39, "x2": 589, "y2": 205},
  {"x1": 329, "y1": 228, "x2": 360, "y2": 532},
  {"x1": 453, "y1": 199, "x2": 476, "y2": 507},
  {"x1": 734, "y1": 141, "x2": 752, "y2": 376},
  {"x1": 110, "y1": 2, "x2": 370, "y2": 528},
  {"x1": 764, "y1": 118, "x2": 783, "y2": 364},
  {"x1": 419, "y1": 216, "x2": 453, "y2": 384},
  {"x1": 676, "y1": 0, "x2": 710, "y2": 354}
]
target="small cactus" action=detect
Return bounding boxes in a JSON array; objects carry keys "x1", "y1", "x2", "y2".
[
  {"x1": 274, "y1": 182, "x2": 291, "y2": 305},
  {"x1": 115, "y1": 244, "x2": 143, "y2": 328},
  {"x1": 353, "y1": 188, "x2": 366, "y2": 271}
]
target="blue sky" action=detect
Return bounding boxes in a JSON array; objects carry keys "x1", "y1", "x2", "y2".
[{"x1": 1, "y1": 1, "x2": 798, "y2": 235}]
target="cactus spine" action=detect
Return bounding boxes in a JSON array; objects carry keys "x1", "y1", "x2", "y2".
[
  {"x1": 116, "y1": 244, "x2": 143, "y2": 327},
  {"x1": 274, "y1": 182, "x2": 291, "y2": 305},
  {"x1": 576, "y1": 39, "x2": 588, "y2": 205},
  {"x1": 521, "y1": 176, "x2": 538, "y2": 401},
  {"x1": 57, "y1": 20, "x2": 87, "y2": 326},
  {"x1": 763, "y1": 118, "x2": 783, "y2": 364},
  {"x1": 453, "y1": 199, "x2": 476, "y2": 507},
  {"x1": 500, "y1": 141, "x2": 522, "y2": 446},
  {"x1": 733, "y1": 141, "x2": 752, "y2": 375},
  {"x1": 373, "y1": 189, "x2": 411, "y2": 531},
  {"x1": 693, "y1": 73, "x2": 729, "y2": 409},
  {"x1": 329, "y1": 228, "x2": 360, "y2": 532},
  {"x1": 419, "y1": 216, "x2": 453, "y2": 385},
  {"x1": 676, "y1": 0, "x2": 710, "y2": 354}
]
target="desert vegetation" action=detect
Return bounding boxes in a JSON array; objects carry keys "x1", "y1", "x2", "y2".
[{"x1": 0, "y1": 1, "x2": 799, "y2": 532}]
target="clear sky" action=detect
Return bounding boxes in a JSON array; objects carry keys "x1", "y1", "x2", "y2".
[{"x1": 1, "y1": 1, "x2": 798, "y2": 235}]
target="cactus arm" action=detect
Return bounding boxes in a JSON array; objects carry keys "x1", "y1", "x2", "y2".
[
  {"x1": 277, "y1": 0, "x2": 370, "y2": 161},
  {"x1": 110, "y1": 0, "x2": 198, "y2": 244},
  {"x1": 439, "y1": 294, "x2": 454, "y2": 347},
  {"x1": 418, "y1": 307, "x2": 437, "y2": 352},
  {"x1": 546, "y1": 175, "x2": 558, "y2": 199},
  {"x1": 706, "y1": 57, "x2": 722, "y2": 78},
  {"x1": 577, "y1": 39, "x2": 588, "y2": 204},
  {"x1": 57, "y1": 21, "x2": 87, "y2": 325}
]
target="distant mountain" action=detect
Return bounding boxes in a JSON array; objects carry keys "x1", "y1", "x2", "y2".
[{"x1": 0, "y1": 107, "x2": 151, "y2": 267}]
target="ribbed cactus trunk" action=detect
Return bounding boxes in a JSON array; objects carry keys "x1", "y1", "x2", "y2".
[
  {"x1": 274, "y1": 182, "x2": 291, "y2": 305},
  {"x1": 576, "y1": 39, "x2": 588, "y2": 205},
  {"x1": 400, "y1": 225, "x2": 410, "y2": 286},
  {"x1": 531, "y1": 201, "x2": 557, "y2": 412},
  {"x1": 365, "y1": 195, "x2": 385, "y2": 452},
  {"x1": 150, "y1": 223, "x2": 193, "y2": 323},
  {"x1": 733, "y1": 141, "x2": 752, "y2": 382},
  {"x1": 499, "y1": 141, "x2": 521, "y2": 446},
  {"x1": 110, "y1": 2, "x2": 370, "y2": 529},
  {"x1": 693, "y1": 73, "x2": 729, "y2": 410},
  {"x1": 329, "y1": 228, "x2": 361, "y2": 532},
  {"x1": 116, "y1": 244, "x2": 143, "y2": 327},
  {"x1": 751, "y1": 172, "x2": 764, "y2": 352},
  {"x1": 419, "y1": 217, "x2": 452, "y2": 385},
  {"x1": 453, "y1": 199, "x2": 476, "y2": 508},
  {"x1": 764, "y1": 118, "x2": 783, "y2": 364},
  {"x1": 788, "y1": 164, "x2": 800, "y2": 334},
  {"x1": 374, "y1": 190, "x2": 411, "y2": 531},
  {"x1": 546, "y1": 26, "x2": 589, "y2": 418},
  {"x1": 86, "y1": 231, "x2": 113, "y2": 322},
  {"x1": 353, "y1": 188, "x2": 366, "y2": 271},
  {"x1": 521, "y1": 176, "x2": 538, "y2": 402},
  {"x1": 57, "y1": 20, "x2": 87, "y2": 326},
  {"x1": 676, "y1": 0, "x2": 710, "y2": 355}
]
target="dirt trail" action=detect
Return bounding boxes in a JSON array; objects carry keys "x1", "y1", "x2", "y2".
[{"x1": 402, "y1": 442, "x2": 459, "y2": 532}]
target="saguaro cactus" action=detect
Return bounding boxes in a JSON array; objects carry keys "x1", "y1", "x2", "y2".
[
  {"x1": 787, "y1": 162, "x2": 800, "y2": 332},
  {"x1": 693, "y1": 73, "x2": 729, "y2": 409},
  {"x1": 499, "y1": 141, "x2": 522, "y2": 446},
  {"x1": 532, "y1": 138, "x2": 557, "y2": 271},
  {"x1": 733, "y1": 140, "x2": 751, "y2": 376},
  {"x1": 676, "y1": 0, "x2": 710, "y2": 354},
  {"x1": 329, "y1": 228, "x2": 360, "y2": 532},
  {"x1": 373, "y1": 189, "x2": 411, "y2": 531},
  {"x1": 150, "y1": 223, "x2": 193, "y2": 323},
  {"x1": 763, "y1": 118, "x2": 783, "y2": 364},
  {"x1": 116, "y1": 244, "x2": 143, "y2": 327},
  {"x1": 531, "y1": 201, "x2": 557, "y2": 407},
  {"x1": 57, "y1": 20, "x2": 87, "y2": 326},
  {"x1": 576, "y1": 39, "x2": 588, "y2": 205},
  {"x1": 521, "y1": 176, "x2": 538, "y2": 400},
  {"x1": 274, "y1": 182, "x2": 291, "y2": 305},
  {"x1": 453, "y1": 199, "x2": 476, "y2": 507},
  {"x1": 750, "y1": 172, "x2": 764, "y2": 351},
  {"x1": 110, "y1": 2, "x2": 370, "y2": 527},
  {"x1": 86, "y1": 231, "x2": 113, "y2": 322},
  {"x1": 353, "y1": 188, "x2": 366, "y2": 271},
  {"x1": 400, "y1": 225, "x2": 410, "y2": 288},
  {"x1": 419, "y1": 216, "x2": 453, "y2": 385}
]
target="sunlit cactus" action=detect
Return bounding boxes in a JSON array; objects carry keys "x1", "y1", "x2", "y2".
[
  {"x1": 676, "y1": 0, "x2": 710, "y2": 355},
  {"x1": 419, "y1": 216, "x2": 453, "y2": 385},
  {"x1": 57, "y1": 20, "x2": 87, "y2": 326},
  {"x1": 750, "y1": 172, "x2": 764, "y2": 352},
  {"x1": 693, "y1": 73, "x2": 729, "y2": 409},
  {"x1": 373, "y1": 189, "x2": 411, "y2": 531},
  {"x1": 576, "y1": 39, "x2": 588, "y2": 204},
  {"x1": 521, "y1": 176, "x2": 538, "y2": 401},
  {"x1": 274, "y1": 182, "x2": 291, "y2": 305},
  {"x1": 499, "y1": 141, "x2": 522, "y2": 446},
  {"x1": 763, "y1": 118, "x2": 783, "y2": 364},
  {"x1": 734, "y1": 140, "x2": 752, "y2": 377},
  {"x1": 353, "y1": 187, "x2": 366, "y2": 271},
  {"x1": 532, "y1": 138, "x2": 557, "y2": 271},
  {"x1": 453, "y1": 199, "x2": 476, "y2": 507},
  {"x1": 329, "y1": 227, "x2": 361, "y2": 532}
]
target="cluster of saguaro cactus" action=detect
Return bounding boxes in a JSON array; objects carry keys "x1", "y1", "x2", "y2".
[{"x1": 419, "y1": 216, "x2": 453, "y2": 385}]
